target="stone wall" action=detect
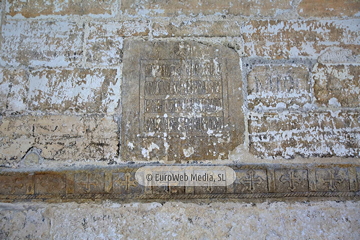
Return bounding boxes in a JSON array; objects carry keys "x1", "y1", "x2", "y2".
[
  {"x1": 0, "y1": 0, "x2": 360, "y2": 238},
  {"x1": 1, "y1": 201, "x2": 360, "y2": 239},
  {"x1": 0, "y1": 0, "x2": 359, "y2": 166}
]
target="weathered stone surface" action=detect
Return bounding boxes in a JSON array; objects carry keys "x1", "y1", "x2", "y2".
[
  {"x1": 28, "y1": 68, "x2": 120, "y2": 114},
  {"x1": 34, "y1": 173, "x2": 66, "y2": 194},
  {"x1": 0, "y1": 174, "x2": 34, "y2": 195},
  {"x1": 0, "y1": 68, "x2": 28, "y2": 113},
  {"x1": 6, "y1": 0, "x2": 118, "y2": 18},
  {"x1": 1, "y1": 67, "x2": 121, "y2": 115},
  {"x1": 121, "y1": 0, "x2": 292, "y2": 17},
  {"x1": 313, "y1": 63, "x2": 360, "y2": 108},
  {"x1": 0, "y1": 115, "x2": 34, "y2": 166},
  {"x1": 152, "y1": 20, "x2": 241, "y2": 38},
  {"x1": 0, "y1": 115, "x2": 118, "y2": 166},
  {"x1": 274, "y1": 169, "x2": 309, "y2": 192},
  {"x1": 112, "y1": 172, "x2": 143, "y2": 194},
  {"x1": 0, "y1": 0, "x2": 360, "y2": 238},
  {"x1": 0, "y1": 0, "x2": 2, "y2": 28},
  {"x1": 318, "y1": 48, "x2": 360, "y2": 64},
  {"x1": 4, "y1": 69, "x2": 28, "y2": 113},
  {"x1": 247, "y1": 64, "x2": 311, "y2": 111},
  {"x1": 0, "y1": 69, "x2": 7, "y2": 112},
  {"x1": 1, "y1": 201, "x2": 360, "y2": 239},
  {"x1": 234, "y1": 169, "x2": 268, "y2": 193},
  {"x1": 21, "y1": 147, "x2": 43, "y2": 167},
  {"x1": 1, "y1": 21, "x2": 83, "y2": 67},
  {"x1": 0, "y1": 163, "x2": 359, "y2": 200},
  {"x1": 242, "y1": 20, "x2": 360, "y2": 59},
  {"x1": 315, "y1": 168, "x2": 350, "y2": 192},
  {"x1": 298, "y1": 0, "x2": 360, "y2": 18},
  {"x1": 86, "y1": 21, "x2": 149, "y2": 66},
  {"x1": 0, "y1": 203, "x2": 51, "y2": 239},
  {"x1": 249, "y1": 111, "x2": 360, "y2": 158},
  {"x1": 74, "y1": 172, "x2": 105, "y2": 194},
  {"x1": 121, "y1": 40, "x2": 244, "y2": 161}
]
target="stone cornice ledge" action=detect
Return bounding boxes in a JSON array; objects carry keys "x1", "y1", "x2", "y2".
[{"x1": 0, "y1": 163, "x2": 360, "y2": 203}]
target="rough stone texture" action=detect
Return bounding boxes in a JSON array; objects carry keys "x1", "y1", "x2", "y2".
[
  {"x1": 318, "y1": 47, "x2": 360, "y2": 64},
  {"x1": 86, "y1": 21, "x2": 149, "y2": 66},
  {"x1": 0, "y1": 1, "x2": 358, "y2": 164},
  {"x1": 249, "y1": 111, "x2": 360, "y2": 159},
  {"x1": 0, "y1": 20, "x2": 84, "y2": 67},
  {"x1": 2, "y1": 163, "x2": 359, "y2": 200},
  {"x1": 152, "y1": 20, "x2": 241, "y2": 38},
  {"x1": 0, "y1": 68, "x2": 121, "y2": 115},
  {"x1": 6, "y1": 0, "x2": 118, "y2": 18},
  {"x1": 1, "y1": 201, "x2": 360, "y2": 239},
  {"x1": 0, "y1": 0, "x2": 359, "y2": 238},
  {"x1": 28, "y1": 68, "x2": 121, "y2": 114},
  {"x1": 313, "y1": 63, "x2": 360, "y2": 108},
  {"x1": 121, "y1": 40, "x2": 244, "y2": 162},
  {"x1": 0, "y1": 68, "x2": 28, "y2": 113},
  {"x1": 0, "y1": 203, "x2": 51, "y2": 239},
  {"x1": 0, "y1": 0, "x2": 2, "y2": 29},
  {"x1": 121, "y1": 0, "x2": 293, "y2": 17},
  {"x1": 247, "y1": 64, "x2": 311, "y2": 111},
  {"x1": 298, "y1": 0, "x2": 360, "y2": 18},
  {"x1": 242, "y1": 20, "x2": 360, "y2": 59},
  {"x1": 0, "y1": 115, "x2": 118, "y2": 166}
]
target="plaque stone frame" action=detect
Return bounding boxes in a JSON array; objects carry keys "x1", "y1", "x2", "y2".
[{"x1": 121, "y1": 40, "x2": 244, "y2": 161}]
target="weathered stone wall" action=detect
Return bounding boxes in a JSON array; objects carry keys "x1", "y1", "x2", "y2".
[
  {"x1": 1, "y1": 201, "x2": 360, "y2": 239},
  {"x1": 0, "y1": 0, "x2": 360, "y2": 238},
  {"x1": 1, "y1": 0, "x2": 359, "y2": 166}
]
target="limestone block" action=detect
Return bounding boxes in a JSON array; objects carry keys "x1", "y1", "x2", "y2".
[
  {"x1": 0, "y1": 203, "x2": 51, "y2": 239},
  {"x1": 0, "y1": 68, "x2": 28, "y2": 113},
  {"x1": 0, "y1": 137, "x2": 35, "y2": 167},
  {"x1": 152, "y1": 20, "x2": 241, "y2": 38},
  {"x1": 313, "y1": 63, "x2": 360, "y2": 108},
  {"x1": 1, "y1": 201, "x2": 360, "y2": 239},
  {"x1": 122, "y1": 40, "x2": 244, "y2": 161},
  {"x1": 247, "y1": 64, "x2": 311, "y2": 111},
  {"x1": 249, "y1": 111, "x2": 360, "y2": 158},
  {"x1": 0, "y1": 115, "x2": 36, "y2": 166},
  {"x1": 86, "y1": 21, "x2": 149, "y2": 66},
  {"x1": 28, "y1": 68, "x2": 120, "y2": 114},
  {"x1": 33, "y1": 115, "x2": 119, "y2": 161},
  {"x1": 6, "y1": 0, "x2": 118, "y2": 18},
  {"x1": 80, "y1": 117, "x2": 119, "y2": 161},
  {"x1": 318, "y1": 48, "x2": 360, "y2": 64},
  {"x1": 0, "y1": 115, "x2": 119, "y2": 165},
  {"x1": 1, "y1": 21, "x2": 84, "y2": 67},
  {"x1": 242, "y1": 20, "x2": 360, "y2": 59},
  {"x1": 298, "y1": 0, "x2": 360, "y2": 18},
  {"x1": 121, "y1": 0, "x2": 292, "y2": 17}
]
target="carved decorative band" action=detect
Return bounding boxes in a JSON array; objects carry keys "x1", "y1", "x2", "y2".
[{"x1": 0, "y1": 164, "x2": 359, "y2": 202}]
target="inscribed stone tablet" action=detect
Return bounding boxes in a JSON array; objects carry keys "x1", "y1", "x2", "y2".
[{"x1": 121, "y1": 40, "x2": 244, "y2": 161}]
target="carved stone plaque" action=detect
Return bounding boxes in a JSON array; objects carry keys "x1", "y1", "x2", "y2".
[{"x1": 121, "y1": 41, "x2": 244, "y2": 161}]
